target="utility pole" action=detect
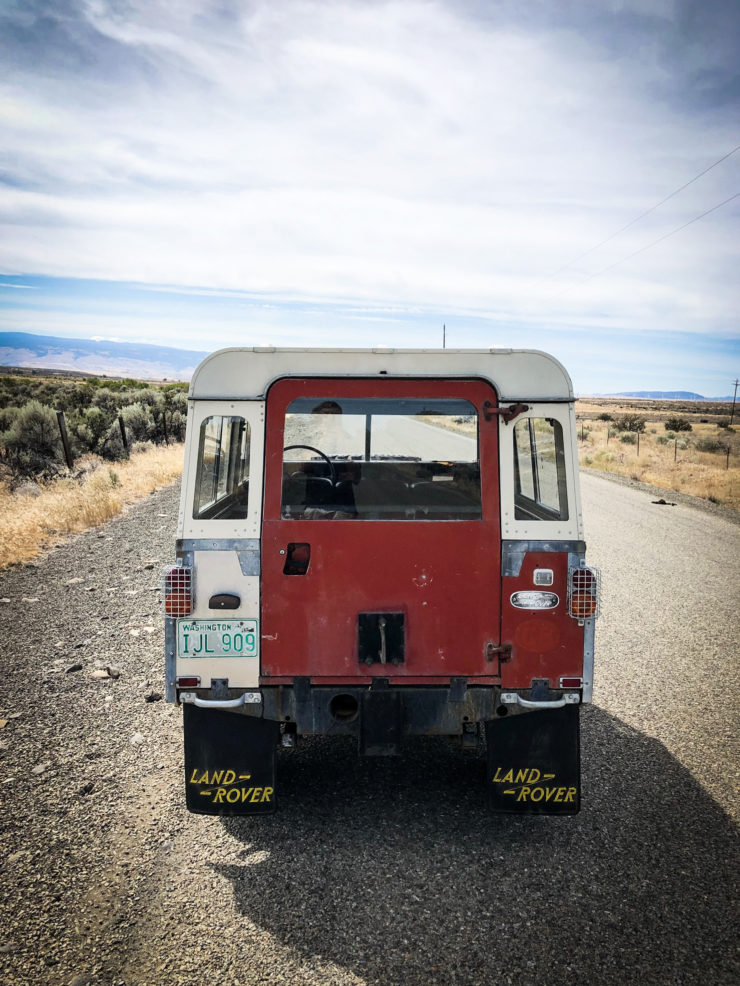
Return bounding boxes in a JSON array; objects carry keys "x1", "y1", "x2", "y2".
[
  {"x1": 730, "y1": 378, "x2": 738, "y2": 425},
  {"x1": 442, "y1": 323, "x2": 446, "y2": 349}
]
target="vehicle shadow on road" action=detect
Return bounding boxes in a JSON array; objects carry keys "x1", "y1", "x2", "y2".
[{"x1": 214, "y1": 707, "x2": 738, "y2": 986}]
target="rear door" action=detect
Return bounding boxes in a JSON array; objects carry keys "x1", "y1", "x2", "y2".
[{"x1": 260, "y1": 377, "x2": 501, "y2": 682}]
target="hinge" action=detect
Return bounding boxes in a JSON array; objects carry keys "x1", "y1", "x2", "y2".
[{"x1": 482, "y1": 401, "x2": 529, "y2": 423}]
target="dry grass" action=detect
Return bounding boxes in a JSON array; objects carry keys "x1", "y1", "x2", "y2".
[
  {"x1": 576, "y1": 399, "x2": 739, "y2": 511},
  {"x1": 0, "y1": 443, "x2": 184, "y2": 570},
  {"x1": 422, "y1": 399, "x2": 738, "y2": 511}
]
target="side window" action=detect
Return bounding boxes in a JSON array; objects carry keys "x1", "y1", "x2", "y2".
[
  {"x1": 513, "y1": 418, "x2": 568, "y2": 520},
  {"x1": 193, "y1": 416, "x2": 250, "y2": 520},
  {"x1": 281, "y1": 397, "x2": 481, "y2": 520}
]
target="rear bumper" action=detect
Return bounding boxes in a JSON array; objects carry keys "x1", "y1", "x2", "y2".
[{"x1": 177, "y1": 682, "x2": 583, "y2": 735}]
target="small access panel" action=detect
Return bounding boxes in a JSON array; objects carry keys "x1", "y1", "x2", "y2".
[{"x1": 358, "y1": 612, "x2": 405, "y2": 666}]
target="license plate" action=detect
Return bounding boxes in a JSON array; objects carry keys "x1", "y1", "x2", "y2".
[{"x1": 177, "y1": 619, "x2": 259, "y2": 659}]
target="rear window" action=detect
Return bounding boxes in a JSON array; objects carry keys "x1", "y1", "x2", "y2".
[
  {"x1": 193, "y1": 415, "x2": 250, "y2": 519},
  {"x1": 282, "y1": 397, "x2": 481, "y2": 520},
  {"x1": 513, "y1": 417, "x2": 568, "y2": 520}
]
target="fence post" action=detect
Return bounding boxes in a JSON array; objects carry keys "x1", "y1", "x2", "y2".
[
  {"x1": 674, "y1": 438, "x2": 677, "y2": 462},
  {"x1": 56, "y1": 411, "x2": 74, "y2": 469},
  {"x1": 637, "y1": 431, "x2": 640, "y2": 456},
  {"x1": 727, "y1": 445, "x2": 731, "y2": 470},
  {"x1": 118, "y1": 415, "x2": 128, "y2": 451}
]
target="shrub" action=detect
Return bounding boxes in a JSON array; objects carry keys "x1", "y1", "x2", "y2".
[
  {"x1": 620, "y1": 433, "x2": 636, "y2": 445},
  {"x1": 717, "y1": 418, "x2": 731, "y2": 429},
  {"x1": 615, "y1": 413, "x2": 646, "y2": 433},
  {"x1": 695, "y1": 437, "x2": 725, "y2": 454},
  {"x1": 665, "y1": 417, "x2": 692, "y2": 432},
  {"x1": 120, "y1": 402, "x2": 155, "y2": 443},
  {"x1": 597, "y1": 412, "x2": 613, "y2": 421},
  {"x1": 0, "y1": 406, "x2": 20, "y2": 430},
  {"x1": 99, "y1": 420, "x2": 127, "y2": 460},
  {"x1": 75, "y1": 406, "x2": 110, "y2": 453},
  {"x1": 91, "y1": 389, "x2": 121, "y2": 413},
  {"x1": 130, "y1": 440, "x2": 154, "y2": 455},
  {"x1": 0, "y1": 400, "x2": 66, "y2": 477},
  {"x1": 656, "y1": 434, "x2": 671, "y2": 445}
]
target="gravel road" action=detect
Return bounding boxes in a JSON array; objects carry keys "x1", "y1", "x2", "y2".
[{"x1": 1, "y1": 475, "x2": 738, "y2": 986}]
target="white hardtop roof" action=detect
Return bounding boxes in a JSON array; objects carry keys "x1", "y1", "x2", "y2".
[{"x1": 188, "y1": 347, "x2": 574, "y2": 402}]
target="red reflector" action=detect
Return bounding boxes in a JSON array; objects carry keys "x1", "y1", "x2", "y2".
[
  {"x1": 177, "y1": 676, "x2": 200, "y2": 688},
  {"x1": 572, "y1": 569, "x2": 596, "y2": 590},
  {"x1": 560, "y1": 677, "x2": 582, "y2": 688}
]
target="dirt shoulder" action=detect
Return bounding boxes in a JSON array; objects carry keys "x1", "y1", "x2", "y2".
[{"x1": 580, "y1": 465, "x2": 740, "y2": 527}]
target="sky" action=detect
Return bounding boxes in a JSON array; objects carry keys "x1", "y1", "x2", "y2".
[{"x1": 0, "y1": 0, "x2": 738, "y2": 395}]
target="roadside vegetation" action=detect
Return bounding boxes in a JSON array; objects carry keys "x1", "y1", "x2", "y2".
[
  {"x1": 0, "y1": 371, "x2": 188, "y2": 568},
  {"x1": 576, "y1": 398, "x2": 738, "y2": 510},
  {"x1": 0, "y1": 371, "x2": 187, "y2": 477}
]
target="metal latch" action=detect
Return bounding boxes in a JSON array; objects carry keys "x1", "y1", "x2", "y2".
[
  {"x1": 486, "y1": 642, "x2": 512, "y2": 662},
  {"x1": 482, "y1": 402, "x2": 529, "y2": 424}
]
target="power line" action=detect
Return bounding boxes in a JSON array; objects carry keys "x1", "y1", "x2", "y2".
[
  {"x1": 554, "y1": 190, "x2": 740, "y2": 296},
  {"x1": 538, "y1": 143, "x2": 740, "y2": 285}
]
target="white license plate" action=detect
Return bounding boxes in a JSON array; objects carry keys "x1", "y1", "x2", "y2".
[{"x1": 177, "y1": 619, "x2": 259, "y2": 659}]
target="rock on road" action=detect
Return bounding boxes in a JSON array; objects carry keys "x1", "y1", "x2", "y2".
[{"x1": 0, "y1": 475, "x2": 737, "y2": 986}]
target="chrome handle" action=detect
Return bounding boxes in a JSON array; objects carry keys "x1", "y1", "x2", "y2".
[
  {"x1": 500, "y1": 692, "x2": 580, "y2": 710},
  {"x1": 179, "y1": 692, "x2": 262, "y2": 708}
]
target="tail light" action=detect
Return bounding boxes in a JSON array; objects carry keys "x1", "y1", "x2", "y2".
[
  {"x1": 567, "y1": 566, "x2": 601, "y2": 622},
  {"x1": 163, "y1": 563, "x2": 194, "y2": 617}
]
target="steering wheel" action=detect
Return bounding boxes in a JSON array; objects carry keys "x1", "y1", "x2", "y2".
[{"x1": 283, "y1": 445, "x2": 337, "y2": 486}]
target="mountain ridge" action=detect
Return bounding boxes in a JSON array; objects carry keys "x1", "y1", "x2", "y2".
[
  {"x1": 0, "y1": 332, "x2": 734, "y2": 399},
  {"x1": 0, "y1": 331, "x2": 208, "y2": 380},
  {"x1": 592, "y1": 390, "x2": 734, "y2": 401}
]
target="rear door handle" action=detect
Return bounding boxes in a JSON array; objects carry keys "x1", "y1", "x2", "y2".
[{"x1": 283, "y1": 542, "x2": 311, "y2": 575}]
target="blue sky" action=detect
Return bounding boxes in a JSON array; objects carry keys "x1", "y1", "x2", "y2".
[{"x1": 0, "y1": 0, "x2": 738, "y2": 395}]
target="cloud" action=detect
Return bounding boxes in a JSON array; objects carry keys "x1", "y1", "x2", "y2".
[{"x1": 0, "y1": 0, "x2": 738, "y2": 363}]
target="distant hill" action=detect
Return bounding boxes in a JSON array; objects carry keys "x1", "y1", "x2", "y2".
[
  {"x1": 609, "y1": 390, "x2": 705, "y2": 400},
  {"x1": 0, "y1": 331, "x2": 208, "y2": 380},
  {"x1": 600, "y1": 391, "x2": 734, "y2": 401}
]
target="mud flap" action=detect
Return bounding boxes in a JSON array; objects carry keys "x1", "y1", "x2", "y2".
[
  {"x1": 485, "y1": 704, "x2": 580, "y2": 815},
  {"x1": 359, "y1": 689, "x2": 404, "y2": 756},
  {"x1": 183, "y1": 704, "x2": 280, "y2": 816}
]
